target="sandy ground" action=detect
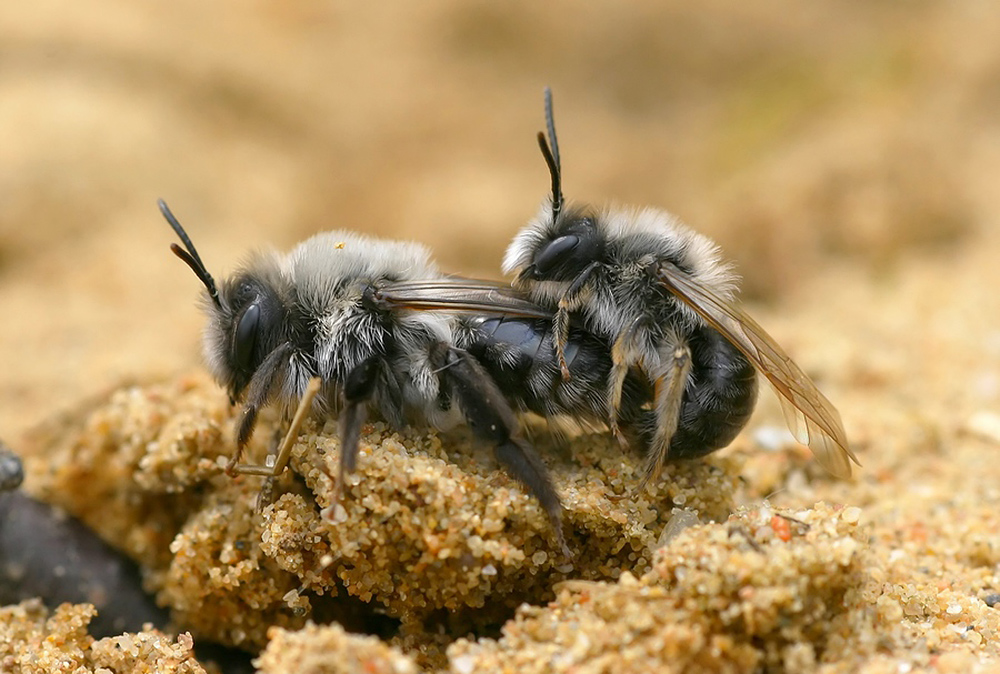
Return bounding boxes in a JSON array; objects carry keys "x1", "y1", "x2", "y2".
[{"x1": 2, "y1": 2, "x2": 1000, "y2": 672}]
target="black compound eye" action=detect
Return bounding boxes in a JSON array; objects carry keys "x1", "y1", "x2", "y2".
[
  {"x1": 233, "y1": 302, "x2": 260, "y2": 371},
  {"x1": 533, "y1": 235, "x2": 579, "y2": 277}
]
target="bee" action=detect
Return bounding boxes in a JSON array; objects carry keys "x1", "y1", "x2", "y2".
[
  {"x1": 500, "y1": 90, "x2": 859, "y2": 491},
  {"x1": 160, "y1": 201, "x2": 652, "y2": 554}
]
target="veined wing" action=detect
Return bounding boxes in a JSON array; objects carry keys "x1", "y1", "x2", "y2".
[
  {"x1": 656, "y1": 262, "x2": 859, "y2": 478},
  {"x1": 375, "y1": 278, "x2": 554, "y2": 319}
]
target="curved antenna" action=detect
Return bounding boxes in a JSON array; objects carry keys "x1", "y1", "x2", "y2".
[
  {"x1": 537, "y1": 86, "x2": 563, "y2": 222},
  {"x1": 158, "y1": 199, "x2": 221, "y2": 308}
]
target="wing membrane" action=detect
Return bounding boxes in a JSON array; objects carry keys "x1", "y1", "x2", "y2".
[
  {"x1": 656, "y1": 263, "x2": 859, "y2": 478},
  {"x1": 376, "y1": 278, "x2": 553, "y2": 319}
]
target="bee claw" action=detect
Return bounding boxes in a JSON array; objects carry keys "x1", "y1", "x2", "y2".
[
  {"x1": 634, "y1": 468, "x2": 659, "y2": 499},
  {"x1": 321, "y1": 485, "x2": 347, "y2": 524},
  {"x1": 255, "y1": 478, "x2": 275, "y2": 512},
  {"x1": 558, "y1": 352, "x2": 572, "y2": 381},
  {"x1": 558, "y1": 537, "x2": 572, "y2": 561},
  {"x1": 610, "y1": 421, "x2": 628, "y2": 447}
]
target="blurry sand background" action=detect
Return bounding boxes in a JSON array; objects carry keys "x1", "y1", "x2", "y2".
[
  {"x1": 3, "y1": 0, "x2": 998, "y2": 438},
  {"x1": 3, "y1": 1, "x2": 1000, "y2": 672}
]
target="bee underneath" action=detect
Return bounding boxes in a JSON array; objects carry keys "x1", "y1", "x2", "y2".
[
  {"x1": 160, "y1": 201, "x2": 574, "y2": 553},
  {"x1": 502, "y1": 90, "x2": 860, "y2": 492}
]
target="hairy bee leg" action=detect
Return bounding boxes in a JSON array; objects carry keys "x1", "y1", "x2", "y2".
[
  {"x1": 329, "y1": 357, "x2": 379, "y2": 507},
  {"x1": 254, "y1": 425, "x2": 286, "y2": 512},
  {"x1": 494, "y1": 440, "x2": 569, "y2": 558},
  {"x1": 608, "y1": 315, "x2": 647, "y2": 445},
  {"x1": 636, "y1": 342, "x2": 691, "y2": 495},
  {"x1": 234, "y1": 376, "x2": 322, "y2": 479},
  {"x1": 440, "y1": 344, "x2": 569, "y2": 557},
  {"x1": 332, "y1": 403, "x2": 366, "y2": 506},
  {"x1": 555, "y1": 261, "x2": 601, "y2": 381},
  {"x1": 553, "y1": 303, "x2": 572, "y2": 381},
  {"x1": 229, "y1": 342, "x2": 293, "y2": 476}
]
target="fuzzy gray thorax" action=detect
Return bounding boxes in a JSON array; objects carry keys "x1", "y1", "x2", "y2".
[{"x1": 283, "y1": 231, "x2": 455, "y2": 424}]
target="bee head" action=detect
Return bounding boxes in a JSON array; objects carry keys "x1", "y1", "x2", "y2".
[
  {"x1": 159, "y1": 200, "x2": 291, "y2": 403},
  {"x1": 502, "y1": 89, "x2": 606, "y2": 285}
]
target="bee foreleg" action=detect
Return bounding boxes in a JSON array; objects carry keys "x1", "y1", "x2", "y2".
[
  {"x1": 254, "y1": 425, "x2": 285, "y2": 511},
  {"x1": 636, "y1": 341, "x2": 691, "y2": 495},
  {"x1": 253, "y1": 377, "x2": 322, "y2": 510},
  {"x1": 555, "y1": 261, "x2": 601, "y2": 381},
  {"x1": 233, "y1": 374, "x2": 320, "y2": 476},
  {"x1": 439, "y1": 344, "x2": 569, "y2": 557},
  {"x1": 229, "y1": 342, "x2": 292, "y2": 477}
]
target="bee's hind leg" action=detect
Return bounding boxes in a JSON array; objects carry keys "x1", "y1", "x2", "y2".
[
  {"x1": 635, "y1": 340, "x2": 692, "y2": 495},
  {"x1": 437, "y1": 343, "x2": 570, "y2": 558}
]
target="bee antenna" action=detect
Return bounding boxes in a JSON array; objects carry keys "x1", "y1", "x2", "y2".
[
  {"x1": 537, "y1": 86, "x2": 563, "y2": 222},
  {"x1": 158, "y1": 199, "x2": 222, "y2": 308}
]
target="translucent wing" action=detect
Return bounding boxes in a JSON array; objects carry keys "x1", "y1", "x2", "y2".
[
  {"x1": 375, "y1": 278, "x2": 553, "y2": 319},
  {"x1": 655, "y1": 262, "x2": 859, "y2": 478}
]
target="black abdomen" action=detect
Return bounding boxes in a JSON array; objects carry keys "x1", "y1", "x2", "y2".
[
  {"x1": 460, "y1": 316, "x2": 649, "y2": 423},
  {"x1": 461, "y1": 316, "x2": 756, "y2": 463},
  {"x1": 667, "y1": 326, "x2": 758, "y2": 460}
]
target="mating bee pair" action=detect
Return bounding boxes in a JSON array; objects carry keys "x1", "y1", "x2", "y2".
[{"x1": 163, "y1": 90, "x2": 857, "y2": 553}]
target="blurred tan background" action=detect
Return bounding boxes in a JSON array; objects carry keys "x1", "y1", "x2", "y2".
[{"x1": 2, "y1": 1, "x2": 999, "y2": 440}]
